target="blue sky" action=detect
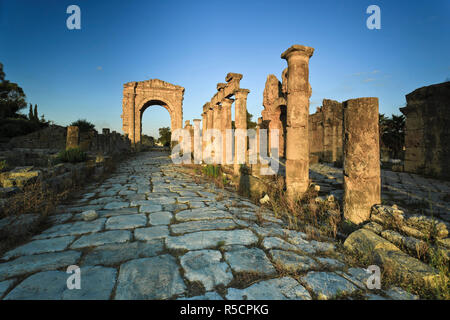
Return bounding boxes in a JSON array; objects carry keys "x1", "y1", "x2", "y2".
[{"x1": 0, "y1": 0, "x2": 449, "y2": 138}]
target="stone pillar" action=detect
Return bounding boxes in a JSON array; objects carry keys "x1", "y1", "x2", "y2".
[
  {"x1": 343, "y1": 97, "x2": 381, "y2": 224},
  {"x1": 66, "y1": 126, "x2": 80, "y2": 150},
  {"x1": 201, "y1": 104, "x2": 208, "y2": 161},
  {"x1": 184, "y1": 120, "x2": 192, "y2": 154},
  {"x1": 221, "y1": 98, "x2": 233, "y2": 165},
  {"x1": 193, "y1": 119, "x2": 202, "y2": 163},
  {"x1": 234, "y1": 89, "x2": 250, "y2": 174},
  {"x1": 281, "y1": 44, "x2": 314, "y2": 198}
]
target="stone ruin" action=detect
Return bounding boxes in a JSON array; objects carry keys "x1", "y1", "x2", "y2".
[
  {"x1": 121, "y1": 79, "x2": 185, "y2": 144},
  {"x1": 177, "y1": 44, "x2": 382, "y2": 225},
  {"x1": 400, "y1": 81, "x2": 450, "y2": 179}
]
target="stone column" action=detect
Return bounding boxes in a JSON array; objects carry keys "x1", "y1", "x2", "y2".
[
  {"x1": 234, "y1": 89, "x2": 250, "y2": 174},
  {"x1": 193, "y1": 119, "x2": 202, "y2": 164},
  {"x1": 201, "y1": 104, "x2": 208, "y2": 161},
  {"x1": 281, "y1": 44, "x2": 314, "y2": 198},
  {"x1": 212, "y1": 105, "x2": 222, "y2": 164},
  {"x1": 343, "y1": 97, "x2": 381, "y2": 224},
  {"x1": 221, "y1": 98, "x2": 233, "y2": 165},
  {"x1": 66, "y1": 126, "x2": 79, "y2": 150}
]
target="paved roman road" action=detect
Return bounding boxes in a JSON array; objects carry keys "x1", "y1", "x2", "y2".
[{"x1": 0, "y1": 152, "x2": 417, "y2": 300}]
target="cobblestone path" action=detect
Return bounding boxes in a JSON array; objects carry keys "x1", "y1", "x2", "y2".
[{"x1": 0, "y1": 152, "x2": 418, "y2": 300}]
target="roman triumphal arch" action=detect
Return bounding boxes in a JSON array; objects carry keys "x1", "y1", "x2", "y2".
[{"x1": 121, "y1": 79, "x2": 184, "y2": 144}]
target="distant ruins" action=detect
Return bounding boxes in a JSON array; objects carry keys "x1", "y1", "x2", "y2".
[
  {"x1": 400, "y1": 81, "x2": 450, "y2": 179},
  {"x1": 122, "y1": 47, "x2": 449, "y2": 225}
]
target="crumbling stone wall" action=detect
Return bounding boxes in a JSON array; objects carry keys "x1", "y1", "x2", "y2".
[
  {"x1": 66, "y1": 127, "x2": 131, "y2": 155},
  {"x1": 6, "y1": 125, "x2": 67, "y2": 150},
  {"x1": 400, "y1": 81, "x2": 450, "y2": 179},
  {"x1": 308, "y1": 99, "x2": 343, "y2": 164}
]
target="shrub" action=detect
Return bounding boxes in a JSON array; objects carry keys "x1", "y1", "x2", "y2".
[
  {"x1": 202, "y1": 164, "x2": 220, "y2": 178},
  {"x1": 0, "y1": 118, "x2": 42, "y2": 138},
  {"x1": 0, "y1": 160, "x2": 7, "y2": 171},
  {"x1": 57, "y1": 147, "x2": 87, "y2": 163},
  {"x1": 70, "y1": 119, "x2": 95, "y2": 133}
]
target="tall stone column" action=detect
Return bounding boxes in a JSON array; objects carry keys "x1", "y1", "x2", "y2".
[
  {"x1": 66, "y1": 126, "x2": 79, "y2": 150},
  {"x1": 201, "y1": 104, "x2": 209, "y2": 161},
  {"x1": 281, "y1": 44, "x2": 314, "y2": 198},
  {"x1": 221, "y1": 98, "x2": 233, "y2": 165},
  {"x1": 212, "y1": 105, "x2": 222, "y2": 164},
  {"x1": 193, "y1": 119, "x2": 202, "y2": 164},
  {"x1": 343, "y1": 97, "x2": 381, "y2": 224},
  {"x1": 234, "y1": 89, "x2": 250, "y2": 174}
]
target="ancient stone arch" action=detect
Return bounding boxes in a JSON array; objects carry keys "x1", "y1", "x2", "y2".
[{"x1": 121, "y1": 79, "x2": 184, "y2": 144}]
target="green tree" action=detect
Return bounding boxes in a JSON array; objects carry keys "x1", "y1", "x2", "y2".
[
  {"x1": 157, "y1": 127, "x2": 171, "y2": 147},
  {"x1": 0, "y1": 63, "x2": 27, "y2": 119},
  {"x1": 231, "y1": 110, "x2": 257, "y2": 130},
  {"x1": 33, "y1": 104, "x2": 38, "y2": 121},
  {"x1": 28, "y1": 103, "x2": 33, "y2": 120},
  {"x1": 246, "y1": 110, "x2": 257, "y2": 129},
  {"x1": 70, "y1": 119, "x2": 96, "y2": 132},
  {"x1": 379, "y1": 113, "x2": 405, "y2": 159}
]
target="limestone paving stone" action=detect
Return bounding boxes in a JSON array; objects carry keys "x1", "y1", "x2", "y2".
[
  {"x1": 0, "y1": 250, "x2": 82, "y2": 281},
  {"x1": 81, "y1": 240, "x2": 164, "y2": 266},
  {"x1": 105, "y1": 214, "x2": 147, "y2": 230},
  {"x1": 148, "y1": 211, "x2": 173, "y2": 225},
  {"x1": 385, "y1": 287, "x2": 419, "y2": 300},
  {"x1": 103, "y1": 201, "x2": 129, "y2": 210},
  {"x1": 269, "y1": 250, "x2": 318, "y2": 272},
  {"x1": 70, "y1": 230, "x2": 132, "y2": 249},
  {"x1": 226, "y1": 277, "x2": 312, "y2": 300},
  {"x1": 115, "y1": 255, "x2": 186, "y2": 299},
  {"x1": 262, "y1": 237, "x2": 300, "y2": 252},
  {"x1": 0, "y1": 279, "x2": 15, "y2": 298},
  {"x1": 3, "y1": 236, "x2": 76, "y2": 260},
  {"x1": 97, "y1": 208, "x2": 139, "y2": 218},
  {"x1": 180, "y1": 250, "x2": 233, "y2": 291},
  {"x1": 166, "y1": 229, "x2": 258, "y2": 251},
  {"x1": 316, "y1": 257, "x2": 346, "y2": 270},
  {"x1": 170, "y1": 219, "x2": 237, "y2": 235},
  {"x1": 225, "y1": 247, "x2": 277, "y2": 276},
  {"x1": 134, "y1": 226, "x2": 169, "y2": 241},
  {"x1": 4, "y1": 266, "x2": 117, "y2": 300},
  {"x1": 302, "y1": 271, "x2": 359, "y2": 299},
  {"x1": 175, "y1": 208, "x2": 232, "y2": 222},
  {"x1": 139, "y1": 204, "x2": 163, "y2": 213},
  {"x1": 48, "y1": 213, "x2": 73, "y2": 225},
  {"x1": 34, "y1": 218, "x2": 106, "y2": 239},
  {"x1": 162, "y1": 203, "x2": 189, "y2": 212}
]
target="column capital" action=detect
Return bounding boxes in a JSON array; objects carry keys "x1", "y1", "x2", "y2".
[
  {"x1": 221, "y1": 98, "x2": 234, "y2": 107},
  {"x1": 217, "y1": 83, "x2": 227, "y2": 91},
  {"x1": 235, "y1": 88, "x2": 250, "y2": 99},
  {"x1": 281, "y1": 44, "x2": 314, "y2": 60},
  {"x1": 225, "y1": 72, "x2": 243, "y2": 82}
]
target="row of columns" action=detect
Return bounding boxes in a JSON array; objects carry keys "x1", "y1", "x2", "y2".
[
  {"x1": 281, "y1": 44, "x2": 380, "y2": 223},
  {"x1": 183, "y1": 45, "x2": 380, "y2": 224}
]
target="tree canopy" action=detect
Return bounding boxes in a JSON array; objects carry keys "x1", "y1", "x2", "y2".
[
  {"x1": 0, "y1": 63, "x2": 27, "y2": 119},
  {"x1": 157, "y1": 127, "x2": 171, "y2": 147},
  {"x1": 70, "y1": 119, "x2": 96, "y2": 132}
]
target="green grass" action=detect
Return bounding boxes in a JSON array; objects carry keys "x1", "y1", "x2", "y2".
[{"x1": 57, "y1": 147, "x2": 87, "y2": 163}]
